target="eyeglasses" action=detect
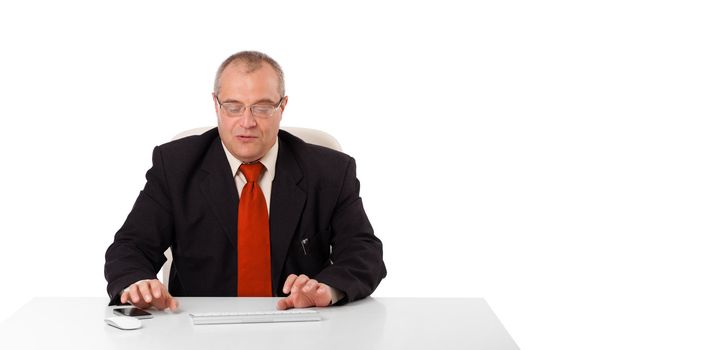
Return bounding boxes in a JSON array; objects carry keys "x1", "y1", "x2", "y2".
[{"x1": 215, "y1": 96, "x2": 285, "y2": 118}]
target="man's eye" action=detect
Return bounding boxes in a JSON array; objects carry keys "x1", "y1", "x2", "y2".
[{"x1": 225, "y1": 104, "x2": 243, "y2": 113}]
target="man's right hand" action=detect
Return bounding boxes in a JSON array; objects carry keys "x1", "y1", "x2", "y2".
[{"x1": 120, "y1": 279, "x2": 179, "y2": 311}]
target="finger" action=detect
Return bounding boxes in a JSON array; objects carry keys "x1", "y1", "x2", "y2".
[
  {"x1": 137, "y1": 281, "x2": 153, "y2": 303},
  {"x1": 276, "y1": 297, "x2": 290, "y2": 310},
  {"x1": 149, "y1": 280, "x2": 163, "y2": 299},
  {"x1": 128, "y1": 284, "x2": 142, "y2": 305},
  {"x1": 303, "y1": 279, "x2": 319, "y2": 293},
  {"x1": 158, "y1": 284, "x2": 179, "y2": 312},
  {"x1": 125, "y1": 284, "x2": 152, "y2": 309},
  {"x1": 147, "y1": 282, "x2": 167, "y2": 310},
  {"x1": 282, "y1": 274, "x2": 298, "y2": 294},
  {"x1": 120, "y1": 290, "x2": 129, "y2": 304},
  {"x1": 291, "y1": 274, "x2": 310, "y2": 294},
  {"x1": 148, "y1": 281, "x2": 172, "y2": 310},
  {"x1": 316, "y1": 284, "x2": 332, "y2": 307},
  {"x1": 168, "y1": 297, "x2": 179, "y2": 312},
  {"x1": 151, "y1": 295, "x2": 169, "y2": 311},
  {"x1": 290, "y1": 293, "x2": 314, "y2": 309}
]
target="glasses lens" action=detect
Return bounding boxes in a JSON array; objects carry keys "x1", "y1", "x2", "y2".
[
  {"x1": 252, "y1": 105, "x2": 275, "y2": 117},
  {"x1": 223, "y1": 103, "x2": 244, "y2": 115}
]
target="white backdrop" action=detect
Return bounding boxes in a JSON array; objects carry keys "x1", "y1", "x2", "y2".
[{"x1": 1, "y1": 1, "x2": 719, "y2": 349}]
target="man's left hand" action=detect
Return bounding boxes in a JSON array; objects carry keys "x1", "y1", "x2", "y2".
[{"x1": 276, "y1": 274, "x2": 332, "y2": 310}]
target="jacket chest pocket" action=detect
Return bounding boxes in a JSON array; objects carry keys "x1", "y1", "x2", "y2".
[{"x1": 298, "y1": 228, "x2": 331, "y2": 260}]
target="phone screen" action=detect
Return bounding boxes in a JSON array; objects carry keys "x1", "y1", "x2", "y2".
[{"x1": 113, "y1": 307, "x2": 154, "y2": 319}]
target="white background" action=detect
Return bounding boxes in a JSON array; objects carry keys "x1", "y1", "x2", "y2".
[{"x1": 1, "y1": 1, "x2": 719, "y2": 349}]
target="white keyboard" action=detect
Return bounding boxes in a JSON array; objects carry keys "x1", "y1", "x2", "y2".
[{"x1": 189, "y1": 309, "x2": 322, "y2": 325}]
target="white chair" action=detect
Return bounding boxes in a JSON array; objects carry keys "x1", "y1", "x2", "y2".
[{"x1": 159, "y1": 126, "x2": 342, "y2": 284}]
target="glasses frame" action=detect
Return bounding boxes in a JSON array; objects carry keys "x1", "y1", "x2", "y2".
[{"x1": 215, "y1": 95, "x2": 286, "y2": 119}]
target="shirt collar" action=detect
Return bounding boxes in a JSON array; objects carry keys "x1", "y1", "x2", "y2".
[{"x1": 221, "y1": 136, "x2": 279, "y2": 181}]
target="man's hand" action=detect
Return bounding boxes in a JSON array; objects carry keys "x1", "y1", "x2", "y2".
[
  {"x1": 120, "y1": 279, "x2": 179, "y2": 311},
  {"x1": 276, "y1": 274, "x2": 332, "y2": 310}
]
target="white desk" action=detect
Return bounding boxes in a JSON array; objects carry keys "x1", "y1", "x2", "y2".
[{"x1": 0, "y1": 297, "x2": 518, "y2": 349}]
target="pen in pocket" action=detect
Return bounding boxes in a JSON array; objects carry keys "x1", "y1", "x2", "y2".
[{"x1": 301, "y1": 238, "x2": 309, "y2": 255}]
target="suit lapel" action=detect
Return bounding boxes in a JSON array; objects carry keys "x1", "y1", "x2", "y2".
[
  {"x1": 199, "y1": 137, "x2": 239, "y2": 249},
  {"x1": 269, "y1": 134, "x2": 306, "y2": 292}
]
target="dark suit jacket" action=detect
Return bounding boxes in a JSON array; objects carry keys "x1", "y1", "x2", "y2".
[{"x1": 104, "y1": 128, "x2": 386, "y2": 305}]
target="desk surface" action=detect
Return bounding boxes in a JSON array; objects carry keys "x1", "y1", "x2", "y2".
[{"x1": 0, "y1": 297, "x2": 518, "y2": 349}]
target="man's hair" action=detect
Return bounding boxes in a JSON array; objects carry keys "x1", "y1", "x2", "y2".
[{"x1": 213, "y1": 51, "x2": 285, "y2": 97}]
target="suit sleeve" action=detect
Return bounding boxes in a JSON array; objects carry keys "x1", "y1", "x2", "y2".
[
  {"x1": 104, "y1": 146, "x2": 174, "y2": 305},
  {"x1": 315, "y1": 158, "x2": 387, "y2": 303}
]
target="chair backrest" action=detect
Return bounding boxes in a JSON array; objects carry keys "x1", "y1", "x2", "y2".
[{"x1": 159, "y1": 126, "x2": 341, "y2": 284}]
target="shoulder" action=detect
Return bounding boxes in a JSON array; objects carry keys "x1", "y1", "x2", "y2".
[
  {"x1": 152, "y1": 128, "x2": 222, "y2": 170},
  {"x1": 158, "y1": 127, "x2": 219, "y2": 154}
]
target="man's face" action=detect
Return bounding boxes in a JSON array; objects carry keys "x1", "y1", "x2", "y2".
[{"x1": 214, "y1": 61, "x2": 285, "y2": 163}]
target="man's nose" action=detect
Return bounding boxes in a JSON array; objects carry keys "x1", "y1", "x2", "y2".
[{"x1": 237, "y1": 109, "x2": 257, "y2": 128}]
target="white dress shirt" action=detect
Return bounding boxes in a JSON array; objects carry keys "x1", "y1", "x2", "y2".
[{"x1": 221, "y1": 139, "x2": 278, "y2": 212}]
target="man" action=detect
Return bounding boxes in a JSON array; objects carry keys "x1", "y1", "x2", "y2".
[{"x1": 104, "y1": 51, "x2": 386, "y2": 311}]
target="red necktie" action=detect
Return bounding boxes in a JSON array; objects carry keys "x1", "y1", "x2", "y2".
[{"x1": 237, "y1": 162, "x2": 272, "y2": 296}]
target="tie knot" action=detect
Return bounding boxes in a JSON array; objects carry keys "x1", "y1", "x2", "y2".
[{"x1": 239, "y1": 162, "x2": 265, "y2": 183}]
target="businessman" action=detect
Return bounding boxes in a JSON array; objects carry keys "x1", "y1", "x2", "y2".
[{"x1": 104, "y1": 51, "x2": 386, "y2": 310}]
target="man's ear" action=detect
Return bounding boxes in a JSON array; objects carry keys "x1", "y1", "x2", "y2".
[{"x1": 280, "y1": 96, "x2": 288, "y2": 112}]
